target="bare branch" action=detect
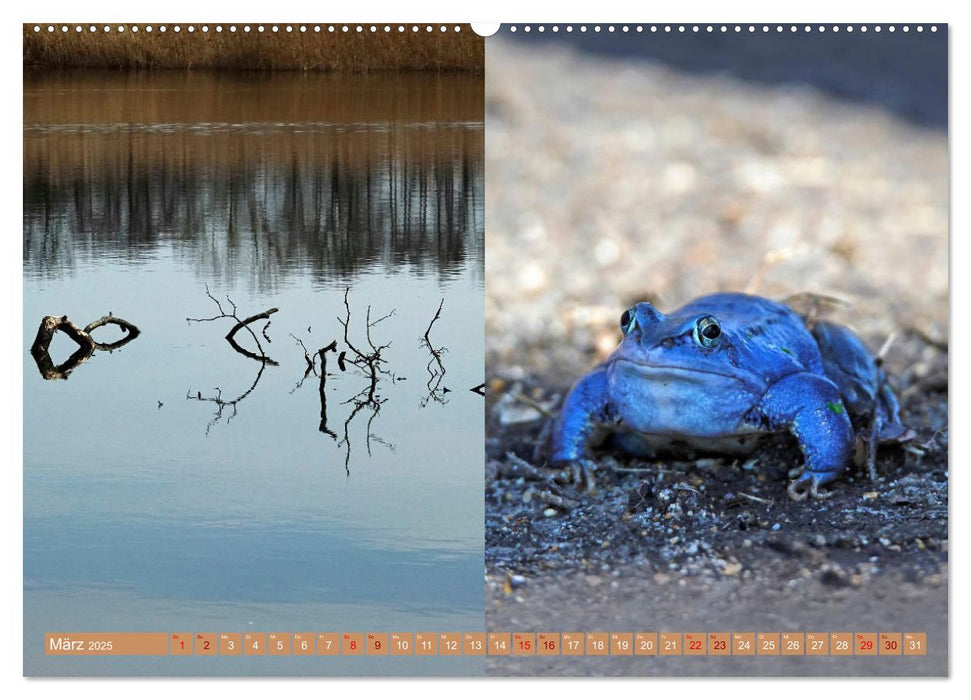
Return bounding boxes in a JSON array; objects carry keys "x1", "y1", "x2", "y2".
[
  {"x1": 187, "y1": 285, "x2": 278, "y2": 365},
  {"x1": 419, "y1": 299, "x2": 449, "y2": 407}
]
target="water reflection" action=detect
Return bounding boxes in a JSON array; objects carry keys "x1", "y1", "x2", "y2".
[{"x1": 23, "y1": 70, "x2": 484, "y2": 290}]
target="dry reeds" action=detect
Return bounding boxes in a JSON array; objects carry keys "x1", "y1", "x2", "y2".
[{"x1": 23, "y1": 23, "x2": 483, "y2": 73}]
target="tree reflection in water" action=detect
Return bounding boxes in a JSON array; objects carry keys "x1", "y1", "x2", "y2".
[{"x1": 23, "y1": 71, "x2": 484, "y2": 292}]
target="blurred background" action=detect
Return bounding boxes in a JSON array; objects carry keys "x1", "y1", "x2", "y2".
[{"x1": 485, "y1": 25, "x2": 948, "y2": 381}]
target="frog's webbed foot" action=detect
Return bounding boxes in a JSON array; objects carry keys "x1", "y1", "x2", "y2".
[
  {"x1": 756, "y1": 372, "x2": 854, "y2": 502},
  {"x1": 554, "y1": 458, "x2": 599, "y2": 494},
  {"x1": 550, "y1": 368, "x2": 611, "y2": 496},
  {"x1": 787, "y1": 470, "x2": 837, "y2": 501}
]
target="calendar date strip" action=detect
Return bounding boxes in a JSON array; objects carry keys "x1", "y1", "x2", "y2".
[{"x1": 45, "y1": 631, "x2": 927, "y2": 657}]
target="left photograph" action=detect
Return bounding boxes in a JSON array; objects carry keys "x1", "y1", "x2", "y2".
[{"x1": 23, "y1": 24, "x2": 485, "y2": 676}]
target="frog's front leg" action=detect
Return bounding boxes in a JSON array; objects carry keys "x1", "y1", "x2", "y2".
[
  {"x1": 551, "y1": 367, "x2": 614, "y2": 493},
  {"x1": 754, "y1": 373, "x2": 854, "y2": 501}
]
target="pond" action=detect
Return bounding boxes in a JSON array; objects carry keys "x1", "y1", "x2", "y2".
[{"x1": 23, "y1": 69, "x2": 485, "y2": 676}]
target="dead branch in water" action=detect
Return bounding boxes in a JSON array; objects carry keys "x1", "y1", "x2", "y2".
[
  {"x1": 83, "y1": 314, "x2": 141, "y2": 350},
  {"x1": 336, "y1": 287, "x2": 398, "y2": 400},
  {"x1": 290, "y1": 333, "x2": 317, "y2": 377},
  {"x1": 30, "y1": 313, "x2": 140, "y2": 380},
  {"x1": 332, "y1": 289, "x2": 399, "y2": 473},
  {"x1": 419, "y1": 299, "x2": 449, "y2": 407},
  {"x1": 317, "y1": 340, "x2": 339, "y2": 440},
  {"x1": 186, "y1": 285, "x2": 279, "y2": 365}
]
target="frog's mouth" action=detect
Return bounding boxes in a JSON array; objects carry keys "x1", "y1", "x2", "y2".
[{"x1": 611, "y1": 359, "x2": 762, "y2": 393}]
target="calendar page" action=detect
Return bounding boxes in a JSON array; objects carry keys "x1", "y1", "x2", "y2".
[{"x1": 20, "y1": 20, "x2": 948, "y2": 679}]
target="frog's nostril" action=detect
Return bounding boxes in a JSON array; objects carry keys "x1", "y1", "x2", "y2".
[{"x1": 634, "y1": 302, "x2": 665, "y2": 326}]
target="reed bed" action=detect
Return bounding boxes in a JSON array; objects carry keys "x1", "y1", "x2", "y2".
[
  {"x1": 25, "y1": 70, "x2": 483, "y2": 128},
  {"x1": 24, "y1": 23, "x2": 483, "y2": 72}
]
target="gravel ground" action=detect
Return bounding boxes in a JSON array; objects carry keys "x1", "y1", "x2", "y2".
[{"x1": 483, "y1": 36, "x2": 948, "y2": 676}]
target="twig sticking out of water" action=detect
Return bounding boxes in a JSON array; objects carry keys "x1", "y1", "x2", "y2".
[
  {"x1": 186, "y1": 285, "x2": 279, "y2": 365},
  {"x1": 336, "y1": 287, "x2": 397, "y2": 401},
  {"x1": 291, "y1": 333, "x2": 317, "y2": 376},
  {"x1": 419, "y1": 299, "x2": 449, "y2": 407},
  {"x1": 327, "y1": 289, "x2": 398, "y2": 473},
  {"x1": 317, "y1": 340, "x2": 339, "y2": 440}
]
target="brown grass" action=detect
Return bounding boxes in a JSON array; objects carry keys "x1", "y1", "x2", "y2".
[
  {"x1": 23, "y1": 23, "x2": 483, "y2": 72},
  {"x1": 25, "y1": 71, "x2": 483, "y2": 182}
]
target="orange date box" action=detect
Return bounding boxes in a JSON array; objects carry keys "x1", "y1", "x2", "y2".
[
  {"x1": 610, "y1": 632, "x2": 633, "y2": 655},
  {"x1": 367, "y1": 633, "x2": 388, "y2": 655},
  {"x1": 194, "y1": 633, "x2": 216, "y2": 656},
  {"x1": 342, "y1": 633, "x2": 364, "y2": 656},
  {"x1": 781, "y1": 633, "x2": 804, "y2": 656},
  {"x1": 462, "y1": 632, "x2": 485, "y2": 655},
  {"x1": 561, "y1": 632, "x2": 584, "y2": 656},
  {"x1": 634, "y1": 632, "x2": 658, "y2": 656},
  {"x1": 806, "y1": 632, "x2": 829, "y2": 655},
  {"x1": 219, "y1": 633, "x2": 242, "y2": 656},
  {"x1": 904, "y1": 632, "x2": 927, "y2": 656},
  {"x1": 488, "y1": 632, "x2": 511, "y2": 655},
  {"x1": 268, "y1": 633, "x2": 290, "y2": 655},
  {"x1": 170, "y1": 633, "x2": 192, "y2": 656},
  {"x1": 316, "y1": 633, "x2": 339, "y2": 655},
  {"x1": 292, "y1": 633, "x2": 313, "y2": 655},
  {"x1": 830, "y1": 632, "x2": 853, "y2": 656},
  {"x1": 684, "y1": 632, "x2": 706, "y2": 656},
  {"x1": 733, "y1": 633, "x2": 756, "y2": 656},
  {"x1": 757, "y1": 632, "x2": 780, "y2": 655},
  {"x1": 586, "y1": 632, "x2": 609, "y2": 656},
  {"x1": 537, "y1": 632, "x2": 560, "y2": 656},
  {"x1": 390, "y1": 633, "x2": 413, "y2": 656},
  {"x1": 440, "y1": 632, "x2": 461, "y2": 655},
  {"x1": 708, "y1": 632, "x2": 731, "y2": 656},
  {"x1": 243, "y1": 633, "x2": 266, "y2": 655},
  {"x1": 415, "y1": 632, "x2": 437, "y2": 656},
  {"x1": 855, "y1": 633, "x2": 878, "y2": 656},
  {"x1": 513, "y1": 632, "x2": 535, "y2": 656},
  {"x1": 879, "y1": 633, "x2": 902, "y2": 656},
  {"x1": 659, "y1": 632, "x2": 682, "y2": 655}
]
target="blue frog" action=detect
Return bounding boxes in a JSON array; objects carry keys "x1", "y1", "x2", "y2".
[{"x1": 551, "y1": 293, "x2": 910, "y2": 500}]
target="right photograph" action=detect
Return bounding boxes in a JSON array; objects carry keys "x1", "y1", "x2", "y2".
[{"x1": 484, "y1": 24, "x2": 948, "y2": 676}]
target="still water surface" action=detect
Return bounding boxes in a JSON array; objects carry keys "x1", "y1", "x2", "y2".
[{"x1": 23, "y1": 70, "x2": 484, "y2": 676}]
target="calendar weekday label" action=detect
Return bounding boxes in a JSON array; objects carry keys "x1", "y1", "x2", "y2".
[{"x1": 45, "y1": 631, "x2": 928, "y2": 657}]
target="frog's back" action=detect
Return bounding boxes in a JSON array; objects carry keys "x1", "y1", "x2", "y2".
[{"x1": 674, "y1": 292, "x2": 825, "y2": 377}]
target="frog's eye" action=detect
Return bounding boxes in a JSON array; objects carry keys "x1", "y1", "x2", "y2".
[
  {"x1": 620, "y1": 307, "x2": 637, "y2": 335},
  {"x1": 694, "y1": 315, "x2": 721, "y2": 348}
]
